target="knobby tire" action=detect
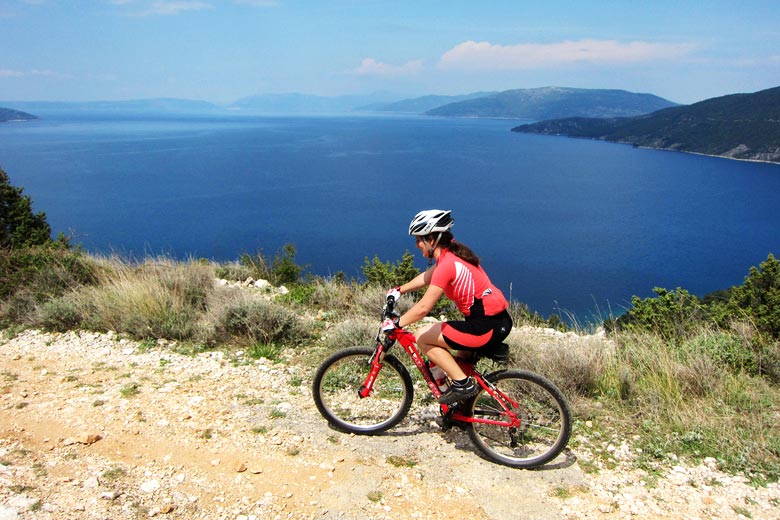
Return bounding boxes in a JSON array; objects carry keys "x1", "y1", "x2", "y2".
[
  {"x1": 312, "y1": 346, "x2": 414, "y2": 434},
  {"x1": 465, "y1": 369, "x2": 572, "y2": 468}
]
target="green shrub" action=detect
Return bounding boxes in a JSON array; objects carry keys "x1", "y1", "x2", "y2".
[
  {"x1": 614, "y1": 254, "x2": 780, "y2": 344},
  {"x1": 270, "y1": 243, "x2": 306, "y2": 285},
  {"x1": 214, "y1": 261, "x2": 254, "y2": 282},
  {"x1": 361, "y1": 250, "x2": 419, "y2": 287},
  {"x1": 307, "y1": 279, "x2": 356, "y2": 311},
  {"x1": 615, "y1": 287, "x2": 706, "y2": 340},
  {"x1": 681, "y1": 330, "x2": 758, "y2": 374},
  {"x1": 0, "y1": 166, "x2": 52, "y2": 248},
  {"x1": 35, "y1": 296, "x2": 84, "y2": 332},
  {"x1": 60, "y1": 257, "x2": 213, "y2": 341},
  {"x1": 247, "y1": 341, "x2": 283, "y2": 362},
  {"x1": 239, "y1": 243, "x2": 307, "y2": 286},
  {"x1": 277, "y1": 283, "x2": 317, "y2": 306},
  {"x1": 726, "y1": 253, "x2": 780, "y2": 338},
  {"x1": 217, "y1": 297, "x2": 310, "y2": 345},
  {"x1": 319, "y1": 318, "x2": 377, "y2": 353},
  {"x1": 0, "y1": 245, "x2": 98, "y2": 326}
]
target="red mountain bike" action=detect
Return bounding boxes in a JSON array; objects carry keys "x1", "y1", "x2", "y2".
[{"x1": 312, "y1": 296, "x2": 572, "y2": 468}]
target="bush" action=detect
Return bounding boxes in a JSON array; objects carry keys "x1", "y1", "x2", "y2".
[
  {"x1": 216, "y1": 297, "x2": 310, "y2": 345},
  {"x1": 239, "y1": 243, "x2": 307, "y2": 286},
  {"x1": 35, "y1": 295, "x2": 84, "y2": 332},
  {"x1": 306, "y1": 279, "x2": 356, "y2": 311},
  {"x1": 56, "y1": 257, "x2": 214, "y2": 341},
  {"x1": 214, "y1": 261, "x2": 254, "y2": 282},
  {"x1": 361, "y1": 250, "x2": 419, "y2": 288},
  {"x1": 615, "y1": 287, "x2": 706, "y2": 340},
  {"x1": 0, "y1": 166, "x2": 52, "y2": 248},
  {"x1": 681, "y1": 330, "x2": 758, "y2": 374},
  {"x1": 276, "y1": 279, "x2": 358, "y2": 312},
  {"x1": 726, "y1": 253, "x2": 780, "y2": 338},
  {"x1": 0, "y1": 244, "x2": 98, "y2": 326},
  {"x1": 506, "y1": 331, "x2": 607, "y2": 398},
  {"x1": 614, "y1": 254, "x2": 780, "y2": 343},
  {"x1": 318, "y1": 317, "x2": 377, "y2": 353}
]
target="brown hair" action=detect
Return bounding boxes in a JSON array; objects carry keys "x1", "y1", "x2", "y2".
[{"x1": 429, "y1": 231, "x2": 480, "y2": 266}]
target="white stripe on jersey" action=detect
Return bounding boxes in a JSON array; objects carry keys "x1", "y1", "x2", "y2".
[{"x1": 453, "y1": 261, "x2": 475, "y2": 310}]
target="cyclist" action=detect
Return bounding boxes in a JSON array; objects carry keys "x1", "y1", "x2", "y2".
[{"x1": 382, "y1": 209, "x2": 513, "y2": 405}]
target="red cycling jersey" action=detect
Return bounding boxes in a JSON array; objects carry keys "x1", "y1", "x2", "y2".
[{"x1": 430, "y1": 249, "x2": 508, "y2": 318}]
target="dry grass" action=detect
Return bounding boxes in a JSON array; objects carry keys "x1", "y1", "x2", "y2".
[
  {"x1": 502, "y1": 323, "x2": 779, "y2": 482},
  {"x1": 6, "y1": 252, "x2": 779, "y2": 482}
]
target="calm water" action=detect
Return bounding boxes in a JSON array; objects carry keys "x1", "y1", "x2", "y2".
[{"x1": 1, "y1": 113, "x2": 778, "y2": 320}]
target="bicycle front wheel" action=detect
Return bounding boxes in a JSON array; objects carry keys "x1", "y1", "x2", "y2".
[
  {"x1": 466, "y1": 369, "x2": 572, "y2": 468},
  {"x1": 312, "y1": 346, "x2": 414, "y2": 434}
]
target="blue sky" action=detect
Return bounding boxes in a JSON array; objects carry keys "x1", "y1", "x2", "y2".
[{"x1": 1, "y1": 0, "x2": 779, "y2": 104}]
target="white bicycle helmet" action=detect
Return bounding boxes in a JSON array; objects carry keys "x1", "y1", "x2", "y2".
[{"x1": 408, "y1": 209, "x2": 454, "y2": 236}]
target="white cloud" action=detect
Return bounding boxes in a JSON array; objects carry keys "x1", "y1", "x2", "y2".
[
  {"x1": 135, "y1": 1, "x2": 214, "y2": 16},
  {"x1": 352, "y1": 58, "x2": 424, "y2": 77},
  {"x1": 0, "y1": 69, "x2": 59, "y2": 78},
  {"x1": 233, "y1": 0, "x2": 278, "y2": 6},
  {"x1": 439, "y1": 39, "x2": 697, "y2": 70}
]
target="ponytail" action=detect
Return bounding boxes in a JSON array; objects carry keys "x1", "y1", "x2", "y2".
[{"x1": 432, "y1": 231, "x2": 480, "y2": 266}]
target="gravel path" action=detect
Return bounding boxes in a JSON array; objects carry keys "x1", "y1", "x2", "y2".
[{"x1": 1, "y1": 329, "x2": 778, "y2": 519}]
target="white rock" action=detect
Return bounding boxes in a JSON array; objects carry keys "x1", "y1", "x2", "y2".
[
  {"x1": 253, "y1": 279, "x2": 271, "y2": 289},
  {"x1": 82, "y1": 476, "x2": 100, "y2": 488},
  {"x1": 0, "y1": 505, "x2": 18, "y2": 519},
  {"x1": 140, "y1": 479, "x2": 160, "y2": 493}
]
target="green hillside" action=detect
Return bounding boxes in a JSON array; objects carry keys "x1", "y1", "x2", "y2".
[
  {"x1": 512, "y1": 86, "x2": 780, "y2": 163},
  {"x1": 360, "y1": 92, "x2": 497, "y2": 113},
  {"x1": 0, "y1": 107, "x2": 37, "y2": 122},
  {"x1": 426, "y1": 87, "x2": 677, "y2": 119}
]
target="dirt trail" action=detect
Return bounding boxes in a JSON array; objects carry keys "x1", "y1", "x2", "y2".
[{"x1": 1, "y1": 330, "x2": 778, "y2": 519}]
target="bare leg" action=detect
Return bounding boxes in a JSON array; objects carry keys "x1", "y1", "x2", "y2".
[{"x1": 416, "y1": 323, "x2": 467, "y2": 381}]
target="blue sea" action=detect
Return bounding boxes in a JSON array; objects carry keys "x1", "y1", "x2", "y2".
[{"x1": 1, "y1": 113, "x2": 778, "y2": 321}]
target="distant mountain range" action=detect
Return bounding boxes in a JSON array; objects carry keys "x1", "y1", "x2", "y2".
[
  {"x1": 1, "y1": 98, "x2": 222, "y2": 117},
  {"x1": 227, "y1": 92, "x2": 400, "y2": 114},
  {"x1": 4, "y1": 87, "x2": 779, "y2": 163},
  {"x1": 0, "y1": 107, "x2": 37, "y2": 122},
  {"x1": 426, "y1": 87, "x2": 678, "y2": 119},
  {"x1": 1, "y1": 87, "x2": 676, "y2": 119},
  {"x1": 512, "y1": 86, "x2": 780, "y2": 164},
  {"x1": 358, "y1": 92, "x2": 497, "y2": 113}
]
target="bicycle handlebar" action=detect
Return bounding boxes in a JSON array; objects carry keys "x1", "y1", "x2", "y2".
[{"x1": 384, "y1": 296, "x2": 397, "y2": 317}]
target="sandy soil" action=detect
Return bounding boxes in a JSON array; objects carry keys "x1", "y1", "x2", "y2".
[{"x1": 1, "y1": 329, "x2": 778, "y2": 519}]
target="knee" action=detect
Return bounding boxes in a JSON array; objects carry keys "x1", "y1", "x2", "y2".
[{"x1": 416, "y1": 324, "x2": 443, "y2": 351}]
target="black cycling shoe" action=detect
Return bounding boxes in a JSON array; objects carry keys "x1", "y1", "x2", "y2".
[
  {"x1": 490, "y1": 343, "x2": 510, "y2": 365},
  {"x1": 438, "y1": 377, "x2": 479, "y2": 405}
]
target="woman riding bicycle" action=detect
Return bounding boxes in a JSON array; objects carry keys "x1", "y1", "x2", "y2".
[{"x1": 383, "y1": 209, "x2": 513, "y2": 405}]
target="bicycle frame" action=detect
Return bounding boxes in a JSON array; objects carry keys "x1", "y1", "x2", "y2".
[{"x1": 359, "y1": 323, "x2": 522, "y2": 429}]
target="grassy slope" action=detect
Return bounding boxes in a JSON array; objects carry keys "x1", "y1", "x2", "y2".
[{"x1": 1, "y1": 248, "x2": 778, "y2": 483}]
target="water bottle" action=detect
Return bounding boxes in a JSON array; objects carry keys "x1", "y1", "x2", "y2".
[{"x1": 428, "y1": 362, "x2": 450, "y2": 392}]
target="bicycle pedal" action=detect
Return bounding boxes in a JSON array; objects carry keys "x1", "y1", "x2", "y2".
[{"x1": 489, "y1": 343, "x2": 510, "y2": 364}]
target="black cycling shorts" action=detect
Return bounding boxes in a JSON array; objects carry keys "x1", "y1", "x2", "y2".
[{"x1": 441, "y1": 310, "x2": 512, "y2": 351}]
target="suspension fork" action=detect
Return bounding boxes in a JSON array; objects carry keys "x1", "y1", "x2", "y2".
[{"x1": 358, "y1": 339, "x2": 391, "y2": 398}]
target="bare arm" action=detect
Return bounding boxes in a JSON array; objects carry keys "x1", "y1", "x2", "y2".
[
  {"x1": 398, "y1": 284, "x2": 444, "y2": 328},
  {"x1": 398, "y1": 266, "x2": 434, "y2": 294}
]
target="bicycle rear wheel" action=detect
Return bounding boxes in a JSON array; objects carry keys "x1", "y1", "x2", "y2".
[
  {"x1": 466, "y1": 369, "x2": 571, "y2": 468},
  {"x1": 312, "y1": 346, "x2": 414, "y2": 434}
]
